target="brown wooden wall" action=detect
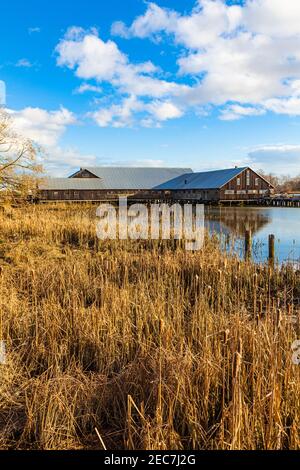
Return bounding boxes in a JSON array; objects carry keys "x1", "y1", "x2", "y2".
[
  {"x1": 171, "y1": 189, "x2": 219, "y2": 201},
  {"x1": 39, "y1": 189, "x2": 164, "y2": 201},
  {"x1": 71, "y1": 169, "x2": 98, "y2": 178},
  {"x1": 219, "y1": 168, "x2": 272, "y2": 200}
]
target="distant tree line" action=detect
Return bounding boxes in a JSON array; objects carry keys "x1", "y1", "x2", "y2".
[{"x1": 259, "y1": 171, "x2": 300, "y2": 193}]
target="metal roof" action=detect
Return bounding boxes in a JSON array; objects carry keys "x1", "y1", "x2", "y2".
[
  {"x1": 154, "y1": 167, "x2": 248, "y2": 190},
  {"x1": 40, "y1": 178, "x2": 106, "y2": 190},
  {"x1": 40, "y1": 167, "x2": 252, "y2": 192},
  {"x1": 71, "y1": 167, "x2": 192, "y2": 190}
]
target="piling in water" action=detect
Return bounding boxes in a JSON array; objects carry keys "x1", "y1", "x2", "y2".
[
  {"x1": 244, "y1": 230, "x2": 252, "y2": 260},
  {"x1": 268, "y1": 234, "x2": 275, "y2": 267}
]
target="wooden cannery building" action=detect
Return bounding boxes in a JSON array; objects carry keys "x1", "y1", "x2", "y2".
[{"x1": 39, "y1": 166, "x2": 274, "y2": 202}]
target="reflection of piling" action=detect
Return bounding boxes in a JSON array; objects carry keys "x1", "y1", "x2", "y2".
[
  {"x1": 268, "y1": 234, "x2": 275, "y2": 267},
  {"x1": 244, "y1": 230, "x2": 252, "y2": 260}
]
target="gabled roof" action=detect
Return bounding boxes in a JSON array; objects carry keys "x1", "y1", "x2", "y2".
[
  {"x1": 40, "y1": 178, "x2": 106, "y2": 191},
  {"x1": 70, "y1": 167, "x2": 192, "y2": 190},
  {"x1": 154, "y1": 167, "x2": 248, "y2": 190},
  {"x1": 69, "y1": 169, "x2": 99, "y2": 178}
]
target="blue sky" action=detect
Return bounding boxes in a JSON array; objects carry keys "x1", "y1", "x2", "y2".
[{"x1": 1, "y1": 0, "x2": 300, "y2": 176}]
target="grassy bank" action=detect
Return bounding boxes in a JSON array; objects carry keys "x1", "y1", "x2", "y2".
[{"x1": 0, "y1": 203, "x2": 300, "y2": 449}]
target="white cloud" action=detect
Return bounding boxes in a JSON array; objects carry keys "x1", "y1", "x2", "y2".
[
  {"x1": 0, "y1": 80, "x2": 6, "y2": 104},
  {"x1": 112, "y1": 1, "x2": 242, "y2": 48},
  {"x1": 244, "y1": 0, "x2": 300, "y2": 37},
  {"x1": 147, "y1": 100, "x2": 183, "y2": 121},
  {"x1": 140, "y1": 118, "x2": 161, "y2": 128},
  {"x1": 220, "y1": 104, "x2": 266, "y2": 121},
  {"x1": 56, "y1": 28, "x2": 127, "y2": 81},
  {"x1": 90, "y1": 95, "x2": 183, "y2": 128},
  {"x1": 5, "y1": 106, "x2": 96, "y2": 174},
  {"x1": 16, "y1": 58, "x2": 34, "y2": 68},
  {"x1": 74, "y1": 83, "x2": 102, "y2": 94},
  {"x1": 105, "y1": 159, "x2": 167, "y2": 167},
  {"x1": 177, "y1": 32, "x2": 300, "y2": 106},
  {"x1": 56, "y1": 27, "x2": 187, "y2": 99},
  {"x1": 115, "y1": 2, "x2": 177, "y2": 40},
  {"x1": 109, "y1": 0, "x2": 300, "y2": 121},
  {"x1": 44, "y1": 146, "x2": 97, "y2": 175},
  {"x1": 90, "y1": 95, "x2": 144, "y2": 128},
  {"x1": 28, "y1": 27, "x2": 41, "y2": 34},
  {"x1": 7, "y1": 107, "x2": 76, "y2": 146},
  {"x1": 56, "y1": 27, "x2": 189, "y2": 127},
  {"x1": 110, "y1": 21, "x2": 130, "y2": 38},
  {"x1": 54, "y1": 2, "x2": 300, "y2": 127},
  {"x1": 117, "y1": 0, "x2": 300, "y2": 48},
  {"x1": 248, "y1": 143, "x2": 300, "y2": 175},
  {"x1": 264, "y1": 97, "x2": 300, "y2": 116}
]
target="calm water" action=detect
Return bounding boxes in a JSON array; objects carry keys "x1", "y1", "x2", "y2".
[{"x1": 205, "y1": 206, "x2": 300, "y2": 265}]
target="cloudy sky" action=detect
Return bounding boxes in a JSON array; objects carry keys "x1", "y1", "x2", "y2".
[{"x1": 1, "y1": 0, "x2": 300, "y2": 175}]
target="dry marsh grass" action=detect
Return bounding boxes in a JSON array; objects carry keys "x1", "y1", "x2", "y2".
[{"x1": 0, "y1": 203, "x2": 300, "y2": 450}]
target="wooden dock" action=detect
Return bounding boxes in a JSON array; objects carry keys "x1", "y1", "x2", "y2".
[{"x1": 251, "y1": 197, "x2": 300, "y2": 208}]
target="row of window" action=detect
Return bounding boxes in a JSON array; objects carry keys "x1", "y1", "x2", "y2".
[
  {"x1": 49, "y1": 187, "x2": 267, "y2": 198},
  {"x1": 51, "y1": 190, "x2": 129, "y2": 198},
  {"x1": 236, "y1": 173, "x2": 259, "y2": 187},
  {"x1": 174, "y1": 190, "x2": 211, "y2": 194},
  {"x1": 224, "y1": 189, "x2": 268, "y2": 195}
]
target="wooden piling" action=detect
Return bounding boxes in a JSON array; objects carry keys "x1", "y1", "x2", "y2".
[
  {"x1": 245, "y1": 230, "x2": 252, "y2": 260},
  {"x1": 268, "y1": 234, "x2": 275, "y2": 266}
]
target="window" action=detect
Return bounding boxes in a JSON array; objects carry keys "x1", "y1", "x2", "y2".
[
  {"x1": 237, "y1": 177, "x2": 241, "y2": 186},
  {"x1": 53, "y1": 191, "x2": 59, "y2": 196},
  {"x1": 225, "y1": 190, "x2": 235, "y2": 195},
  {"x1": 255, "y1": 178, "x2": 259, "y2": 186},
  {"x1": 246, "y1": 170, "x2": 250, "y2": 186},
  {"x1": 248, "y1": 189, "x2": 258, "y2": 194},
  {"x1": 259, "y1": 189, "x2": 268, "y2": 194},
  {"x1": 237, "y1": 190, "x2": 246, "y2": 194},
  {"x1": 74, "y1": 191, "x2": 79, "y2": 199}
]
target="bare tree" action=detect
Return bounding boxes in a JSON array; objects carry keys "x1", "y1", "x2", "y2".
[
  {"x1": 259, "y1": 169, "x2": 300, "y2": 193},
  {"x1": 0, "y1": 109, "x2": 42, "y2": 198}
]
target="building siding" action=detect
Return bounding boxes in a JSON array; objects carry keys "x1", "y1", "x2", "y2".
[
  {"x1": 170, "y1": 189, "x2": 220, "y2": 201},
  {"x1": 39, "y1": 189, "x2": 164, "y2": 201}
]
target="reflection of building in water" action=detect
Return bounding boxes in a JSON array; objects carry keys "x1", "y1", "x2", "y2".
[{"x1": 205, "y1": 207, "x2": 271, "y2": 237}]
